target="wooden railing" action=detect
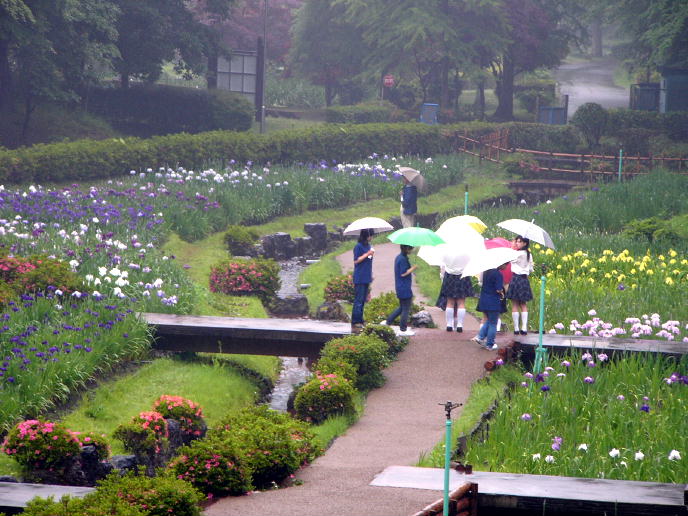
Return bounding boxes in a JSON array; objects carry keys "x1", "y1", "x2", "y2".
[{"x1": 454, "y1": 129, "x2": 688, "y2": 178}]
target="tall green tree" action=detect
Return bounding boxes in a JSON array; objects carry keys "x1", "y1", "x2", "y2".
[{"x1": 289, "y1": 0, "x2": 368, "y2": 106}]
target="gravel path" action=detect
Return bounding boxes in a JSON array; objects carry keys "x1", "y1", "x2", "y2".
[{"x1": 204, "y1": 243, "x2": 510, "y2": 516}]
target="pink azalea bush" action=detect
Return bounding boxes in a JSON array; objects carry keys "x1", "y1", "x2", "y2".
[
  {"x1": 209, "y1": 258, "x2": 280, "y2": 303},
  {"x1": 293, "y1": 372, "x2": 357, "y2": 424},
  {"x1": 324, "y1": 274, "x2": 355, "y2": 303},
  {"x1": 1, "y1": 419, "x2": 81, "y2": 472},
  {"x1": 153, "y1": 395, "x2": 205, "y2": 438}
]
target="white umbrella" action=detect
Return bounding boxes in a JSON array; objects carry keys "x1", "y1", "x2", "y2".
[
  {"x1": 343, "y1": 217, "x2": 394, "y2": 236},
  {"x1": 462, "y1": 247, "x2": 521, "y2": 277},
  {"x1": 398, "y1": 166, "x2": 426, "y2": 191},
  {"x1": 497, "y1": 218, "x2": 556, "y2": 249},
  {"x1": 417, "y1": 223, "x2": 484, "y2": 267},
  {"x1": 437, "y1": 215, "x2": 487, "y2": 234}
]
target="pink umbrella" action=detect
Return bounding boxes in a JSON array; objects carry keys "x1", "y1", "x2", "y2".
[{"x1": 485, "y1": 237, "x2": 513, "y2": 284}]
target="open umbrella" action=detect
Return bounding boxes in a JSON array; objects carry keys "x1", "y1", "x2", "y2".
[
  {"x1": 485, "y1": 237, "x2": 513, "y2": 284},
  {"x1": 417, "y1": 223, "x2": 484, "y2": 266},
  {"x1": 343, "y1": 217, "x2": 394, "y2": 236},
  {"x1": 462, "y1": 247, "x2": 521, "y2": 277},
  {"x1": 388, "y1": 227, "x2": 444, "y2": 247},
  {"x1": 398, "y1": 166, "x2": 426, "y2": 191},
  {"x1": 497, "y1": 218, "x2": 556, "y2": 249},
  {"x1": 437, "y1": 215, "x2": 487, "y2": 234}
]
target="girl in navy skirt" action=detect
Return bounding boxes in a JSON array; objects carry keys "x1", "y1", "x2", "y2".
[
  {"x1": 506, "y1": 236, "x2": 534, "y2": 335},
  {"x1": 435, "y1": 251, "x2": 474, "y2": 332}
]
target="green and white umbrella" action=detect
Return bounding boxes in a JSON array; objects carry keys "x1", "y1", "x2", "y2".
[{"x1": 387, "y1": 227, "x2": 444, "y2": 247}]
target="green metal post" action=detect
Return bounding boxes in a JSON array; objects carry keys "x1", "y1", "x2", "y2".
[
  {"x1": 464, "y1": 184, "x2": 469, "y2": 215},
  {"x1": 617, "y1": 148, "x2": 623, "y2": 182},
  {"x1": 534, "y1": 275, "x2": 547, "y2": 373},
  {"x1": 443, "y1": 417, "x2": 452, "y2": 516}
]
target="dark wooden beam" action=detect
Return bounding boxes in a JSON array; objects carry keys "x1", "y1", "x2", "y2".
[{"x1": 142, "y1": 313, "x2": 351, "y2": 360}]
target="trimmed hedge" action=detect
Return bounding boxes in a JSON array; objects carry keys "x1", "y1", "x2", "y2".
[
  {"x1": 0, "y1": 120, "x2": 607, "y2": 184},
  {"x1": 86, "y1": 84, "x2": 253, "y2": 137},
  {"x1": 605, "y1": 109, "x2": 688, "y2": 141}
]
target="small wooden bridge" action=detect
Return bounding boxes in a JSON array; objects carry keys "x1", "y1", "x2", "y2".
[
  {"x1": 0, "y1": 482, "x2": 94, "y2": 514},
  {"x1": 514, "y1": 333, "x2": 688, "y2": 358},
  {"x1": 141, "y1": 313, "x2": 352, "y2": 361}
]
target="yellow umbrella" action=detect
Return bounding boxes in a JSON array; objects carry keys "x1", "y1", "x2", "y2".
[{"x1": 437, "y1": 215, "x2": 487, "y2": 234}]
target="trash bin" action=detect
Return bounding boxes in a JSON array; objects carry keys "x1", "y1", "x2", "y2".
[{"x1": 420, "y1": 103, "x2": 439, "y2": 125}]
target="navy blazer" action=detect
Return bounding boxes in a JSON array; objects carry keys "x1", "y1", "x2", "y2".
[{"x1": 478, "y1": 268, "x2": 504, "y2": 312}]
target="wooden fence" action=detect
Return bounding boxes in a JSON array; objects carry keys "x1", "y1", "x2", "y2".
[{"x1": 455, "y1": 129, "x2": 688, "y2": 179}]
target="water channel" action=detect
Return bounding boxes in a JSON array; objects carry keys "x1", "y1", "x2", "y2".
[{"x1": 269, "y1": 259, "x2": 313, "y2": 411}]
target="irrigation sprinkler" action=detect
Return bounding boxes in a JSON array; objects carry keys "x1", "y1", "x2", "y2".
[
  {"x1": 534, "y1": 275, "x2": 548, "y2": 374},
  {"x1": 617, "y1": 148, "x2": 624, "y2": 182},
  {"x1": 464, "y1": 184, "x2": 469, "y2": 215},
  {"x1": 439, "y1": 400, "x2": 462, "y2": 516}
]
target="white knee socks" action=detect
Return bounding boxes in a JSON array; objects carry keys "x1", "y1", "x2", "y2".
[
  {"x1": 521, "y1": 312, "x2": 529, "y2": 332},
  {"x1": 455, "y1": 308, "x2": 466, "y2": 329},
  {"x1": 512, "y1": 312, "x2": 520, "y2": 330},
  {"x1": 445, "y1": 308, "x2": 454, "y2": 329}
]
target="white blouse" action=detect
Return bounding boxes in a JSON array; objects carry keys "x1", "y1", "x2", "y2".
[{"x1": 511, "y1": 250, "x2": 534, "y2": 275}]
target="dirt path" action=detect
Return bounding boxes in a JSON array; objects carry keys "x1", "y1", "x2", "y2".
[
  {"x1": 204, "y1": 243, "x2": 508, "y2": 516},
  {"x1": 554, "y1": 56, "x2": 629, "y2": 116}
]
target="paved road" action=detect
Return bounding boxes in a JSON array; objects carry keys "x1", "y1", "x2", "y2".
[
  {"x1": 554, "y1": 56, "x2": 629, "y2": 117},
  {"x1": 204, "y1": 243, "x2": 507, "y2": 516}
]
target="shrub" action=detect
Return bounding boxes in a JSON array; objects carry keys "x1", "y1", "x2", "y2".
[
  {"x1": 93, "y1": 471, "x2": 203, "y2": 516},
  {"x1": 571, "y1": 102, "x2": 609, "y2": 148},
  {"x1": 168, "y1": 436, "x2": 252, "y2": 496},
  {"x1": 293, "y1": 372, "x2": 357, "y2": 424},
  {"x1": 209, "y1": 257, "x2": 280, "y2": 303},
  {"x1": 500, "y1": 152, "x2": 541, "y2": 177},
  {"x1": 364, "y1": 291, "x2": 422, "y2": 325},
  {"x1": 72, "y1": 431, "x2": 111, "y2": 461},
  {"x1": 621, "y1": 217, "x2": 669, "y2": 243},
  {"x1": 223, "y1": 225, "x2": 260, "y2": 256},
  {"x1": 1, "y1": 419, "x2": 81, "y2": 473},
  {"x1": 87, "y1": 84, "x2": 253, "y2": 137},
  {"x1": 361, "y1": 324, "x2": 406, "y2": 357},
  {"x1": 324, "y1": 274, "x2": 355, "y2": 303},
  {"x1": 311, "y1": 355, "x2": 358, "y2": 385},
  {"x1": 505, "y1": 122, "x2": 582, "y2": 153},
  {"x1": 319, "y1": 334, "x2": 390, "y2": 391},
  {"x1": 0, "y1": 279, "x2": 17, "y2": 306},
  {"x1": 17, "y1": 255, "x2": 83, "y2": 294},
  {"x1": 153, "y1": 395, "x2": 205, "y2": 440},
  {"x1": 113, "y1": 411, "x2": 168, "y2": 457},
  {"x1": 515, "y1": 88, "x2": 556, "y2": 114},
  {"x1": 213, "y1": 405, "x2": 321, "y2": 489},
  {"x1": 22, "y1": 494, "x2": 145, "y2": 516}
]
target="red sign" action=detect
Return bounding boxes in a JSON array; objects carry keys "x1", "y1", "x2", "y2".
[{"x1": 383, "y1": 74, "x2": 395, "y2": 87}]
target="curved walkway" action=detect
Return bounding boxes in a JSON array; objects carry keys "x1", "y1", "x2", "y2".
[{"x1": 205, "y1": 243, "x2": 509, "y2": 516}]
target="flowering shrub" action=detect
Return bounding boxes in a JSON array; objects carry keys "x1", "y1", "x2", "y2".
[
  {"x1": 22, "y1": 493, "x2": 145, "y2": 516},
  {"x1": 293, "y1": 372, "x2": 357, "y2": 424},
  {"x1": 0, "y1": 253, "x2": 82, "y2": 295},
  {"x1": 320, "y1": 334, "x2": 390, "y2": 391},
  {"x1": 153, "y1": 395, "x2": 205, "y2": 440},
  {"x1": 213, "y1": 405, "x2": 321, "y2": 489},
  {"x1": 1, "y1": 419, "x2": 81, "y2": 474},
  {"x1": 72, "y1": 431, "x2": 111, "y2": 461},
  {"x1": 324, "y1": 274, "x2": 355, "y2": 303},
  {"x1": 93, "y1": 471, "x2": 202, "y2": 516},
  {"x1": 168, "y1": 436, "x2": 252, "y2": 496},
  {"x1": 113, "y1": 411, "x2": 168, "y2": 457},
  {"x1": 209, "y1": 257, "x2": 280, "y2": 303}
]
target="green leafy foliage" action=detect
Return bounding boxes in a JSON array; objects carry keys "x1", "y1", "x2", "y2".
[
  {"x1": 87, "y1": 85, "x2": 253, "y2": 137},
  {"x1": 22, "y1": 493, "x2": 146, "y2": 516},
  {"x1": 223, "y1": 225, "x2": 260, "y2": 256},
  {"x1": 152, "y1": 395, "x2": 205, "y2": 439},
  {"x1": 113, "y1": 411, "x2": 168, "y2": 457},
  {"x1": 93, "y1": 471, "x2": 202, "y2": 516},
  {"x1": 364, "y1": 291, "x2": 421, "y2": 325},
  {"x1": 360, "y1": 324, "x2": 406, "y2": 357},
  {"x1": 167, "y1": 436, "x2": 252, "y2": 496},
  {"x1": 323, "y1": 274, "x2": 355, "y2": 303},
  {"x1": 621, "y1": 216, "x2": 680, "y2": 244},
  {"x1": 319, "y1": 334, "x2": 390, "y2": 391},
  {"x1": 209, "y1": 258, "x2": 280, "y2": 304},
  {"x1": 1, "y1": 419, "x2": 80, "y2": 473},
  {"x1": 211, "y1": 405, "x2": 321, "y2": 489},
  {"x1": 294, "y1": 372, "x2": 357, "y2": 424},
  {"x1": 571, "y1": 103, "x2": 609, "y2": 148}
]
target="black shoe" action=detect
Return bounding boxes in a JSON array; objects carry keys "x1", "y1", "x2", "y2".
[
  {"x1": 520, "y1": 330, "x2": 527, "y2": 335},
  {"x1": 514, "y1": 331, "x2": 520, "y2": 336},
  {"x1": 456, "y1": 327, "x2": 463, "y2": 333},
  {"x1": 446, "y1": 326, "x2": 453, "y2": 332}
]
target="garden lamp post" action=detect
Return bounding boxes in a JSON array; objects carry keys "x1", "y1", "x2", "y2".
[
  {"x1": 440, "y1": 400, "x2": 461, "y2": 516},
  {"x1": 260, "y1": 0, "x2": 268, "y2": 134},
  {"x1": 534, "y1": 275, "x2": 548, "y2": 374}
]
